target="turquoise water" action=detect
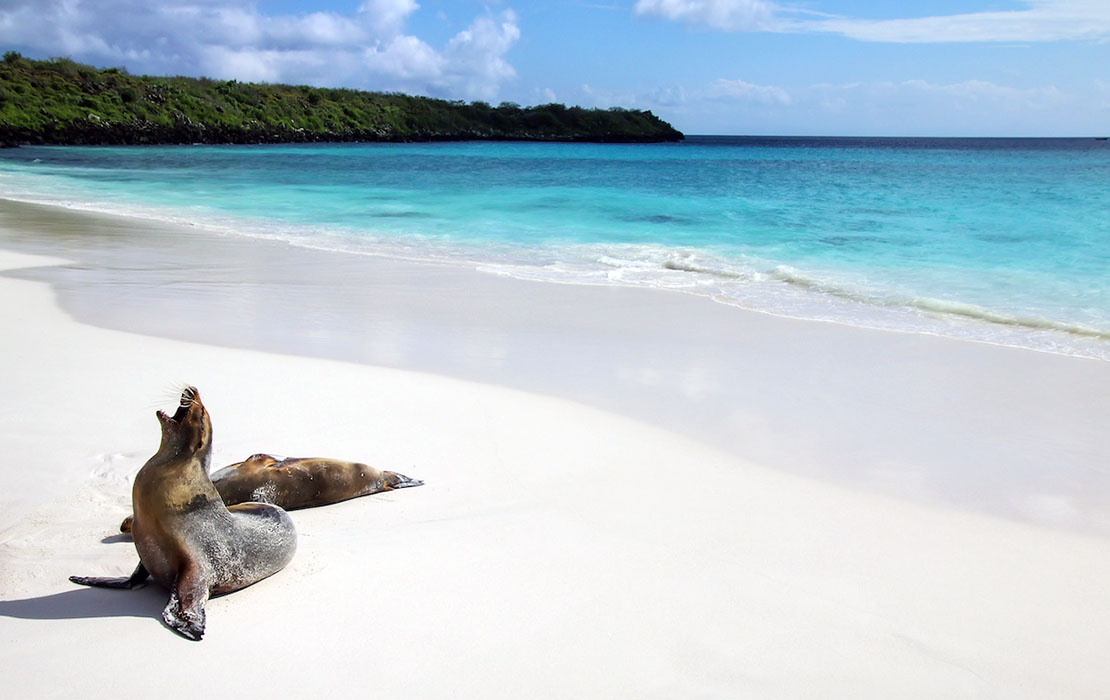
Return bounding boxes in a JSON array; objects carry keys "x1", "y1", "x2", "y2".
[{"x1": 1, "y1": 137, "x2": 1108, "y2": 358}]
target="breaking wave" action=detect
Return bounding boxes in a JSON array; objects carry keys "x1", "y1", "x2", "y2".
[{"x1": 480, "y1": 245, "x2": 1110, "y2": 359}]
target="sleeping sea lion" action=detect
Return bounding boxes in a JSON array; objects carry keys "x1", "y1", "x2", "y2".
[
  {"x1": 119, "y1": 454, "x2": 422, "y2": 533},
  {"x1": 70, "y1": 387, "x2": 297, "y2": 641}
]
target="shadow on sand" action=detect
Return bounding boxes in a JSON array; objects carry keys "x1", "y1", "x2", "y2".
[{"x1": 0, "y1": 584, "x2": 165, "y2": 621}]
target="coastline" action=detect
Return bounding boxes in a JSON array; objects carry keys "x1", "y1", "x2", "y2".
[
  {"x1": 1, "y1": 202, "x2": 1109, "y2": 696},
  {"x1": 3, "y1": 138, "x2": 1107, "y2": 362},
  {"x1": 1, "y1": 197, "x2": 1108, "y2": 536}
]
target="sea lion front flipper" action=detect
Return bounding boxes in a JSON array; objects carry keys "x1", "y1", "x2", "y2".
[
  {"x1": 161, "y1": 564, "x2": 209, "y2": 641},
  {"x1": 70, "y1": 561, "x2": 150, "y2": 589}
]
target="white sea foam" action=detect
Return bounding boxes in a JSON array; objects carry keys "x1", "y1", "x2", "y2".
[
  {"x1": 477, "y1": 244, "x2": 1110, "y2": 361},
  {"x1": 2, "y1": 168, "x2": 1107, "y2": 361}
]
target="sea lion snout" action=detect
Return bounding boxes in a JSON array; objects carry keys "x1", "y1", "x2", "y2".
[
  {"x1": 156, "y1": 386, "x2": 202, "y2": 427},
  {"x1": 153, "y1": 387, "x2": 212, "y2": 464}
]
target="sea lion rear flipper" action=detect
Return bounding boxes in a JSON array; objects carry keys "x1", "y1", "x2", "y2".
[
  {"x1": 162, "y1": 564, "x2": 209, "y2": 642},
  {"x1": 382, "y1": 470, "x2": 424, "y2": 490},
  {"x1": 70, "y1": 562, "x2": 150, "y2": 589}
]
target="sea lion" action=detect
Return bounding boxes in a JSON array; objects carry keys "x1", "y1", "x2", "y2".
[
  {"x1": 119, "y1": 454, "x2": 422, "y2": 533},
  {"x1": 71, "y1": 387, "x2": 297, "y2": 641},
  {"x1": 212, "y1": 453, "x2": 423, "y2": 509}
]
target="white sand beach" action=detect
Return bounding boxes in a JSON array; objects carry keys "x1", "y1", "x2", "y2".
[{"x1": 1, "y1": 200, "x2": 1109, "y2": 698}]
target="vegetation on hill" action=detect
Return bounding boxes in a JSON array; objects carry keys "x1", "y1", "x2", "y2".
[{"x1": 0, "y1": 53, "x2": 683, "y2": 146}]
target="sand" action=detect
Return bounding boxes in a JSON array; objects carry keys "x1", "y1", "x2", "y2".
[
  {"x1": 1, "y1": 203, "x2": 1109, "y2": 698},
  {"x1": 2, "y1": 198, "x2": 1108, "y2": 535}
]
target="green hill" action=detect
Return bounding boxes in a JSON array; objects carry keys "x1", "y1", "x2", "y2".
[{"x1": 0, "y1": 53, "x2": 683, "y2": 146}]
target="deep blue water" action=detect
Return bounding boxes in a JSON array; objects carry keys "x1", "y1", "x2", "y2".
[{"x1": 1, "y1": 136, "x2": 1108, "y2": 357}]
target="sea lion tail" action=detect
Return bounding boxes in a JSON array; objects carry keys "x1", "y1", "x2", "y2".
[{"x1": 383, "y1": 470, "x2": 424, "y2": 490}]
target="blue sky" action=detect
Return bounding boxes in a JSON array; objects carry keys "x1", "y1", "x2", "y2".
[{"x1": 2, "y1": 1, "x2": 1108, "y2": 136}]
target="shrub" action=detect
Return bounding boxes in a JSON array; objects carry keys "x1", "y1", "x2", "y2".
[{"x1": 0, "y1": 55, "x2": 682, "y2": 142}]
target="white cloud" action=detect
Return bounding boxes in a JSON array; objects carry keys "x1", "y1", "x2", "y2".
[
  {"x1": 707, "y1": 78, "x2": 791, "y2": 105},
  {"x1": 579, "y1": 83, "x2": 638, "y2": 109},
  {"x1": 359, "y1": 0, "x2": 421, "y2": 37},
  {"x1": 646, "y1": 85, "x2": 688, "y2": 107},
  {"x1": 0, "y1": 0, "x2": 520, "y2": 99},
  {"x1": 635, "y1": 0, "x2": 778, "y2": 31},
  {"x1": 363, "y1": 35, "x2": 445, "y2": 82},
  {"x1": 574, "y1": 75, "x2": 1082, "y2": 136},
  {"x1": 574, "y1": 78, "x2": 787, "y2": 112},
  {"x1": 637, "y1": 0, "x2": 1110, "y2": 43},
  {"x1": 442, "y1": 10, "x2": 520, "y2": 100},
  {"x1": 776, "y1": 78, "x2": 1073, "y2": 135},
  {"x1": 810, "y1": 79, "x2": 1067, "y2": 112},
  {"x1": 801, "y1": 0, "x2": 1110, "y2": 43},
  {"x1": 536, "y1": 87, "x2": 557, "y2": 102}
]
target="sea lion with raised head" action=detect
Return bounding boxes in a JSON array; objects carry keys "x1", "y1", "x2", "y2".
[
  {"x1": 119, "y1": 453, "x2": 422, "y2": 533},
  {"x1": 71, "y1": 387, "x2": 297, "y2": 641}
]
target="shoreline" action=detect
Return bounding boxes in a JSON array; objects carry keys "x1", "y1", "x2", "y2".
[
  {"x1": 1, "y1": 205, "x2": 1109, "y2": 696},
  {"x1": 3, "y1": 141, "x2": 1109, "y2": 363},
  {"x1": 1, "y1": 196, "x2": 1109, "y2": 537}
]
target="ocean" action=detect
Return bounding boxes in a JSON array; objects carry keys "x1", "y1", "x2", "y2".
[{"x1": 1, "y1": 136, "x2": 1108, "y2": 359}]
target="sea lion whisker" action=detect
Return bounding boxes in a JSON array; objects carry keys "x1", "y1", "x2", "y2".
[{"x1": 151, "y1": 384, "x2": 192, "y2": 409}]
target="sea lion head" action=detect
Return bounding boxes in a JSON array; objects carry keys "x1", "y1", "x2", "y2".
[{"x1": 154, "y1": 386, "x2": 213, "y2": 466}]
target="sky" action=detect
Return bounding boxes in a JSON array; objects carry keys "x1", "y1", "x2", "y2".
[{"x1": 1, "y1": 0, "x2": 1108, "y2": 136}]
